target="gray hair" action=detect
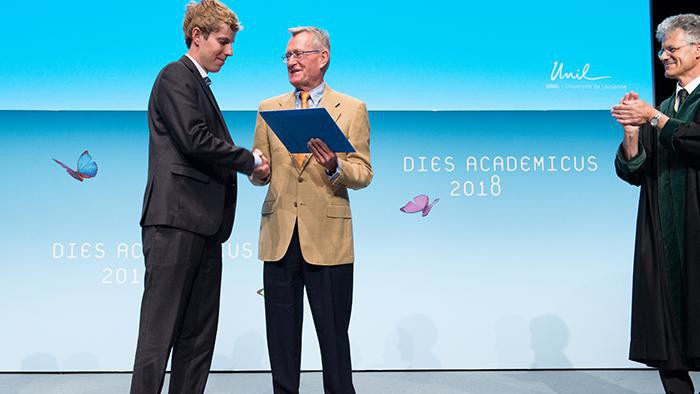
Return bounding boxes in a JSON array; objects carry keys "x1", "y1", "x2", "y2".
[
  {"x1": 656, "y1": 14, "x2": 700, "y2": 43},
  {"x1": 288, "y1": 26, "x2": 331, "y2": 52}
]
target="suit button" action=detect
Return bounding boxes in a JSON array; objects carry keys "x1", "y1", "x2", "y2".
[
  {"x1": 293, "y1": 202, "x2": 298, "y2": 207},
  {"x1": 298, "y1": 177, "x2": 303, "y2": 182}
]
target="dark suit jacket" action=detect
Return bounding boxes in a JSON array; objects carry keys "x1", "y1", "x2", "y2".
[{"x1": 140, "y1": 55, "x2": 255, "y2": 241}]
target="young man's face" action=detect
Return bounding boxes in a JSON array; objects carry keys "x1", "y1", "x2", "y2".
[{"x1": 192, "y1": 23, "x2": 235, "y2": 73}]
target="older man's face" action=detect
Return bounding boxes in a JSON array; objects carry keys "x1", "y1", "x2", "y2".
[
  {"x1": 659, "y1": 28, "x2": 700, "y2": 82},
  {"x1": 286, "y1": 32, "x2": 328, "y2": 91}
]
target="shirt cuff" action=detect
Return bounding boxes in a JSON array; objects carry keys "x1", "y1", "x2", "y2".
[
  {"x1": 248, "y1": 152, "x2": 269, "y2": 185},
  {"x1": 253, "y1": 152, "x2": 262, "y2": 168},
  {"x1": 326, "y1": 159, "x2": 342, "y2": 181},
  {"x1": 615, "y1": 142, "x2": 646, "y2": 173}
]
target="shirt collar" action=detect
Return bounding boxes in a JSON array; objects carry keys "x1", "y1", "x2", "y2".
[
  {"x1": 185, "y1": 54, "x2": 209, "y2": 79},
  {"x1": 677, "y1": 75, "x2": 700, "y2": 96},
  {"x1": 295, "y1": 82, "x2": 325, "y2": 108}
]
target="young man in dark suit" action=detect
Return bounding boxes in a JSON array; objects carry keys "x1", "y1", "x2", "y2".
[{"x1": 130, "y1": 1, "x2": 268, "y2": 393}]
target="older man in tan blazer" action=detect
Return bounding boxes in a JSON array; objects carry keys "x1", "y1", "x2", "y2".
[{"x1": 249, "y1": 26, "x2": 372, "y2": 394}]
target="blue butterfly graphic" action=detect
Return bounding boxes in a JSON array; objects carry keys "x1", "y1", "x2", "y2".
[{"x1": 53, "y1": 150, "x2": 98, "y2": 182}]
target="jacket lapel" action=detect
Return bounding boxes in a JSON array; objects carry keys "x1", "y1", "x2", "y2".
[
  {"x1": 179, "y1": 56, "x2": 232, "y2": 143},
  {"x1": 321, "y1": 86, "x2": 343, "y2": 125},
  {"x1": 679, "y1": 88, "x2": 700, "y2": 121},
  {"x1": 276, "y1": 92, "x2": 306, "y2": 173},
  {"x1": 277, "y1": 92, "x2": 296, "y2": 110},
  {"x1": 305, "y1": 86, "x2": 342, "y2": 174}
]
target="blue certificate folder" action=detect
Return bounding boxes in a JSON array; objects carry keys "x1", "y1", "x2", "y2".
[{"x1": 259, "y1": 108, "x2": 356, "y2": 154}]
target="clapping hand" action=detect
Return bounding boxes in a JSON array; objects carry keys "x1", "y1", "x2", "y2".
[
  {"x1": 611, "y1": 91, "x2": 655, "y2": 127},
  {"x1": 612, "y1": 93, "x2": 642, "y2": 160}
]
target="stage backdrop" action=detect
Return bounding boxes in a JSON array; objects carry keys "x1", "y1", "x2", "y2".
[{"x1": 0, "y1": 0, "x2": 653, "y2": 371}]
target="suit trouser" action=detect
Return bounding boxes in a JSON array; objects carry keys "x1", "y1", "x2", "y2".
[
  {"x1": 659, "y1": 369, "x2": 694, "y2": 394},
  {"x1": 130, "y1": 226, "x2": 222, "y2": 394},
  {"x1": 264, "y1": 224, "x2": 355, "y2": 394}
]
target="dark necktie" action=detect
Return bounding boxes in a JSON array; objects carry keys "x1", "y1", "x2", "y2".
[
  {"x1": 204, "y1": 76, "x2": 212, "y2": 86},
  {"x1": 677, "y1": 88, "x2": 688, "y2": 110}
]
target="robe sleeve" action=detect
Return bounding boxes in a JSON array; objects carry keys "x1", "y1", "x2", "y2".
[
  {"x1": 616, "y1": 143, "x2": 646, "y2": 186},
  {"x1": 615, "y1": 125, "x2": 655, "y2": 186},
  {"x1": 659, "y1": 119, "x2": 700, "y2": 161}
]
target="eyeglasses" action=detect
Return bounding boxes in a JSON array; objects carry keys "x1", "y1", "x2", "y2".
[
  {"x1": 281, "y1": 50, "x2": 321, "y2": 63},
  {"x1": 658, "y1": 43, "x2": 697, "y2": 57}
]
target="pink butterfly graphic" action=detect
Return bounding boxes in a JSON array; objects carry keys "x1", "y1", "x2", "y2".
[
  {"x1": 400, "y1": 194, "x2": 439, "y2": 217},
  {"x1": 53, "y1": 150, "x2": 98, "y2": 182}
]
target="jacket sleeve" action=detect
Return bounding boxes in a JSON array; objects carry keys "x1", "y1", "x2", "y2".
[
  {"x1": 154, "y1": 64, "x2": 255, "y2": 175},
  {"x1": 249, "y1": 105, "x2": 272, "y2": 186}
]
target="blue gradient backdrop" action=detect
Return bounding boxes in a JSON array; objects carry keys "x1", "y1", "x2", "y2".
[
  {"x1": 0, "y1": 0, "x2": 652, "y2": 371},
  {"x1": 2, "y1": 0, "x2": 652, "y2": 110}
]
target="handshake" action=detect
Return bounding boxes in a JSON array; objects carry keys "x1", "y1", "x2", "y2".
[
  {"x1": 251, "y1": 148, "x2": 270, "y2": 181},
  {"x1": 248, "y1": 139, "x2": 339, "y2": 183}
]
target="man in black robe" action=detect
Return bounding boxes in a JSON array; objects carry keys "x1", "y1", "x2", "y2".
[{"x1": 612, "y1": 13, "x2": 700, "y2": 394}]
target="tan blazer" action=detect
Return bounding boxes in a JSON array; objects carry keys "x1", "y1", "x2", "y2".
[{"x1": 251, "y1": 86, "x2": 373, "y2": 265}]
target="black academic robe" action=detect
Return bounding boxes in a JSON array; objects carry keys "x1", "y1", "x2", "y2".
[{"x1": 616, "y1": 88, "x2": 700, "y2": 369}]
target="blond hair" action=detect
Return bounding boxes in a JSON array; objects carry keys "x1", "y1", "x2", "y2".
[{"x1": 183, "y1": 0, "x2": 241, "y2": 48}]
